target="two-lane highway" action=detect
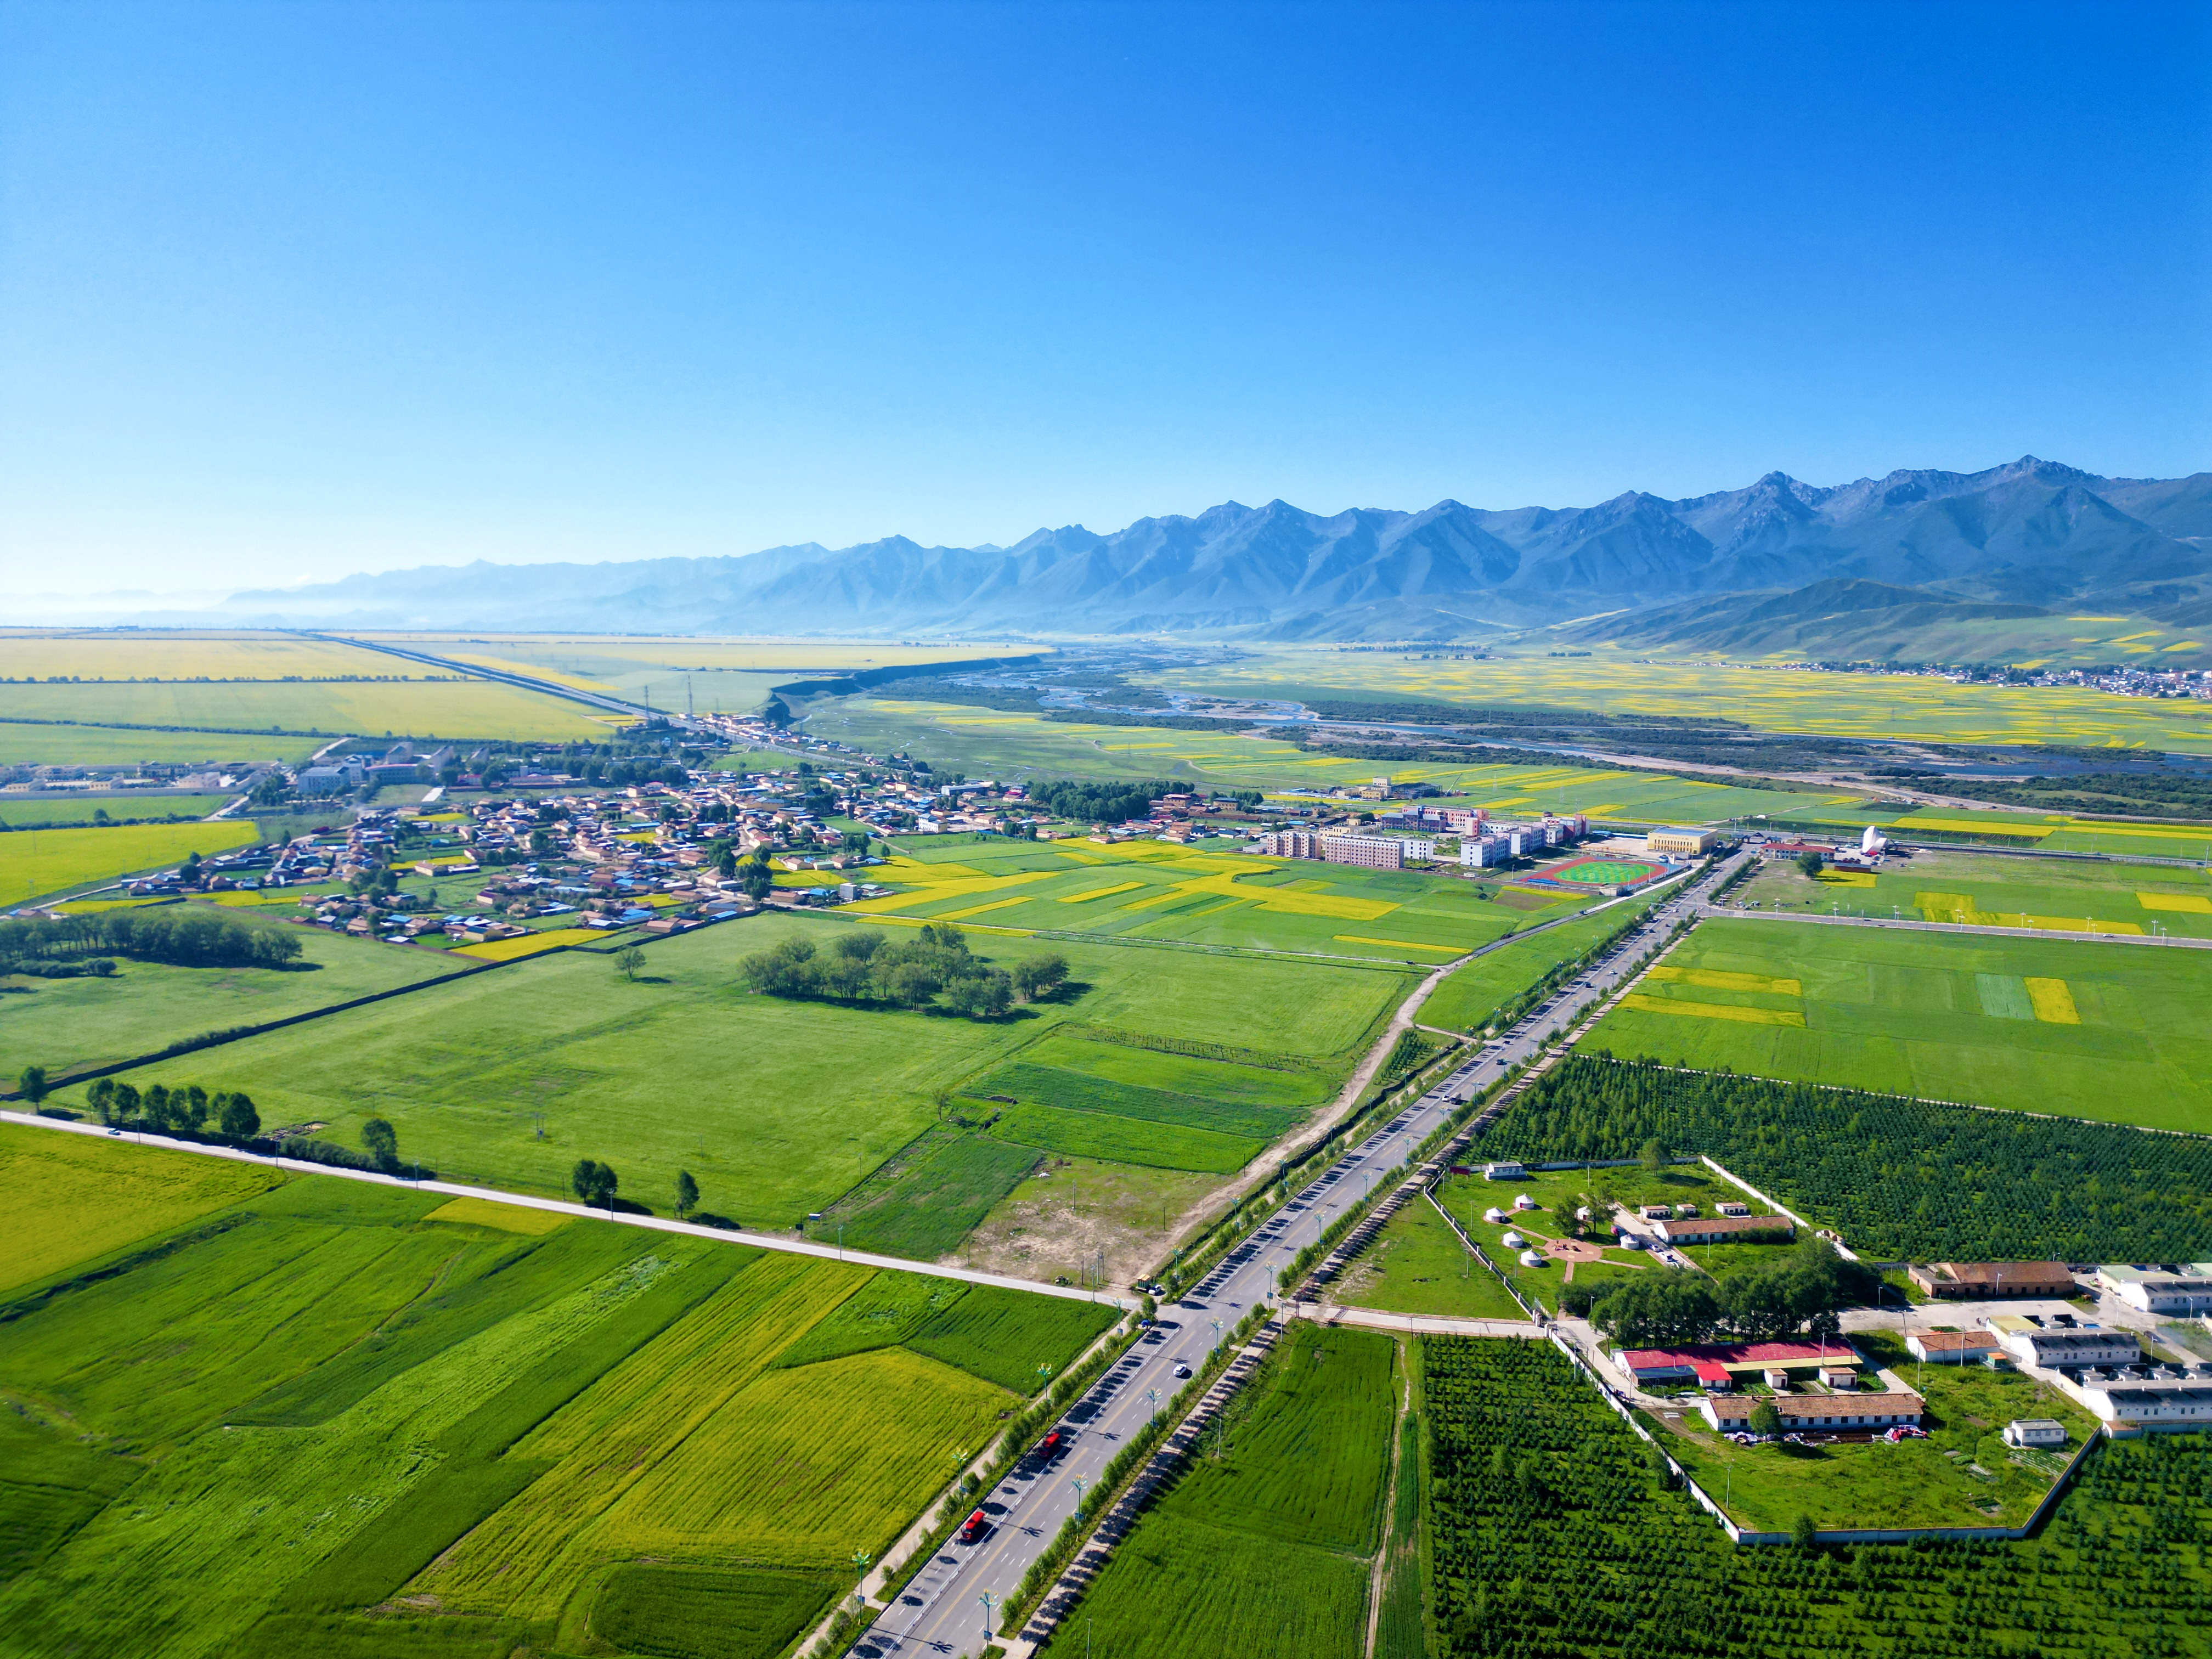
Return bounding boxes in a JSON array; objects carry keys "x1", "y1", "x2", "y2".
[{"x1": 854, "y1": 854, "x2": 1739, "y2": 1658}]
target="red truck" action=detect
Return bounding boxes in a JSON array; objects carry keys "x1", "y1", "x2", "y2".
[{"x1": 957, "y1": 1508, "x2": 990, "y2": 1544}]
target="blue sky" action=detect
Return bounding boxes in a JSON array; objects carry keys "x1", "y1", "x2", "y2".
[{"x1": 2, "y1": 0, "x2": 2205, "y2": 596}]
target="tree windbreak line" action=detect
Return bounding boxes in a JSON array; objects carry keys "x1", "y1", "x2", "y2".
[
  {"x1": 0, "y1": 907, "x2": 302, "y2": 973},
  {"x1": 1483, "y1": 1054, "x2": 2212, "y2": 1264},
  {"x1": 84, "y1": 1077, "x2": 262, "y2": 1139},
  {"x1": 740, "y1": 924, "x2": 1067, "y2": 1020},
  {"x1": 1026, "y1": 778, "x2": 1178, "y2": 825}
]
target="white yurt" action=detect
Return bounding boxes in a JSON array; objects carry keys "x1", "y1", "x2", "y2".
[
  {"x1": 1519, "y1": 1249, "x2": 1547, "y2": 1268},
  {"x1": 1512, "y1": 1193, "x2": 1539, "y2": 1211},
  {"x1": 1500, "y1": 1230, "x2": 1527, "y2": 1250},
  {"x1": 1483, "y1": 1207, "x2": 1509, "y2": 1224}
]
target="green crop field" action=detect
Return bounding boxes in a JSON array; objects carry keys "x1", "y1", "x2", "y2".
[
  {"x1": 1736, "y1": 848, "x2": 2212, "y2": 939},
  {"x1": 0, "y1": 629, "x2": 402, "y2": 681},
  {"x1": 1163, "y1": 645, "x2": 2212, "y2": 753},
  {"x1": 0, "y1": 1147, "x2": 1105, "y2": 1658},
  {"x1": 823, "y1": 1129, "x2": 1045, "y2": 1259},
  {"x1": 1657, "y1": 1331, "x2": 2100, "y2": 1533},
  {"x1": 0, "y1": 820, "x2": 261, "y2": 905},
  {"x1": 0, "y1": 794, "x2": 232, "y2": 828},
  {"x1": 61, "y1": 912, "x2": 1409, "y2": 1247},
  {"x1": 1420, "y1": 891, "x2": 1663, "y2": 1032},
  {"x1": 0, "y1": 678, "x2": 608, "y2": 749},
  {"x1": 0, "y1": 724, "x2": 324, "y2": 767},
  {"x1": 809, "y1": 697, "x2": 1863, "y2": 820},
  {"x1": 0, "y1": 1122, "x2": 285, "y2": 1296},
  {"x1": 0, "y1": 911, "x2": 473, "y2": 1082},
  {"x1": 1050, "y1": 1322, "x2": 1395, "y2": 1659},
  {"x1": 902, "y1": 1282, "x2": 1116, "y2": 1392},
  {"x1": 1423, "y1": 1335, "x2": 2212, "y2": 1659},
  {"x1": 992, "y1": 1099, "x2": 1263, "y2": 1173},
  {"x1": 974, "y1": 1057, "x2": 1305, "y2": 1138},
  {"x1": 858, "y1": 836, "x2": 1584, "y2": 965},
  {"x1": 1333, "y1": 1193, "x2": 1536, "y2": 1323},
  {"x1": 1592, "y1": 917, "x2": 2212, "y2": 1130}
]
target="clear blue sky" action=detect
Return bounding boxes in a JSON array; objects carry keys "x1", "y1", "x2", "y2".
[{"x1": 3, "y1": 0, "x2": 2206, "y2": 597}]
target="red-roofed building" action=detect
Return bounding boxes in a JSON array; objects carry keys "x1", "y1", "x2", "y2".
[{"x1": 1617, "y1": 1339, "x2": 1861, "y2": 1389}]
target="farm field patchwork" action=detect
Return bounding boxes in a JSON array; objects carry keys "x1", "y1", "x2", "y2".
[
  {"x1": 0, "y1": 678, "x2": 606, "y2": 749},
  {"x1": 0, "y1": 912, "x2": 475, "y2": 1082},
  {"x1": 0, "y1": 1148, "x2": 1105, "y2": 1659},
  {"x1": 1735, "y1": 848, "x2": 2212, "y2": 938},
  {"x1": 1048, "y1": 1322, "x2": 1396, "y2": 1658},
  {"x1": 809, "y1": 696, "x2": 1859, "y2": 821},
  {"x1": 0, "y1": 820, "x2": 262, "y2": 906},
  {"x1": 1590, "y1": 917, "x2": 2212, "y2": 1130},
  {"x1": 1161, "y1": 646, "x2": 2212, "y2": 753},
  {"x1": 1419, "y1": 891, "x2": 1662, "y2": 1033},
  {"x1": 1423, "y1": 1335, "x2": 2212, "y2": 1659},
  {"x1": 0, "y1": 629, "x2": 405, "y2": 681},
  {"x1": 60, "y1": 912, "x2": 1407, "y2": 1247},
  {"x1": 860, "y1": 833, "x2": 1581, "y2": 964}
]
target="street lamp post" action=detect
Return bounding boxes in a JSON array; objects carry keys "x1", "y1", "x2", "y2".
[{"x1": 979, "y1": 1590, "x2": 997, "y2": 1644}]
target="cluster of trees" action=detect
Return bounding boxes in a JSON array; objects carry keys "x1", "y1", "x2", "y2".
[
  {"x1": 741, "y1": 925, "x2": 1066, "y2": 1018},
  {"x1": 0, "y1": 907, "x2": 302, "y2": 972},
  {"x1": 571, "y1": 1158, "x2": 619, "y2": 1209},
  {"x1": 1485, "y1": 1056, "x2": 2212, "y2": 1263},
  {"x1": 707, "y1": 839, "x2": 775, "y2": 899},
  {"x1": 81, "y1": 1076, "x2": 263, "y2": 1139},
  {"x1": 1568, "y1": 1236, "x2": 1881, "y2": 1346},
  {"x1": 1027, "y1": 778, "x2": 1177, "y2": 825}
]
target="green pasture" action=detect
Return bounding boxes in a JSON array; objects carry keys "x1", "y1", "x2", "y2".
[
  {"x1": 0, "y1": 794, "x2": 232, "y2": 828},
  {"x1": 1735, "y1": 849, "x2": 2212, "y2": 938},
  {"x1": 1160, "y1": 646, "x2": 2212, "y2": 753},
  {"x1": 809, "y1": 696, "x2": 1859, "y2": 820},
  {"x1": 0, "y1": 819, "x2": 261, "y2": 905},
  {"x1": 64, "y1": 911, "x2": 1408, "y2": 1237},
  {"x1": 1420, "y1": 891, "x2": 1663, "y2": 1031},
  {"x1": 0, "y1": 723, "x2": 322, "y2": 768},
  {"x1": 1333, "y1": 1194, "x2": 1533, "y2": 1323},
  {"x1": 1662, "y1": 1333, "x2": 2099, "y2": 1533},
  {"x1": 859, "y1": 835, "x2": 1583, "y2": 964},
  {"x1": 0, "y1": 1152, "x2": 1103, "y2": 1658},
  {"x1": 1055, "y1": 1322, "x2": 1394, "y2": 1659},
  {"x1": 1593, "y1": 918, "x2": 2212, "y2": 1130},
  {"x1": 0, "y1": 678, "x2": 607, "y2": 744}
]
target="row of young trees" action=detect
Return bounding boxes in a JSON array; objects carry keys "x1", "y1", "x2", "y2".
[
  {"x1": 78, "y1": 1075, "x2": 264, "y2": 1139},
  {"x1": 0, "y1": 906, "x2": 302, "y2": 972},
  {"x1": 741, "y1": 925, "x2": 1067, "y2": 1018},
  {"x1": 569, "y1": 1158, "x2": 704, "y2": 1223}
]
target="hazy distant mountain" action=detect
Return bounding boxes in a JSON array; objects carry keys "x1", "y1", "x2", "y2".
[{"x1": 215, "y1": 456, "x2": 2212, "y2": 641}]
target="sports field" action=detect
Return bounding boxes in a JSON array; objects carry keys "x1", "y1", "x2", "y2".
[
  {"x1": 1053, "y1": 1322, "x2": 1396, "y2": 1659},
  {"x1": 67, "y1": 911, "x2": 1411, "y2": 1238},
  {"x1": 0, "y1": 913, "x2": 473, "y2": 1082},
  {"x1": 1736, "y1": 849, "x2": 2212, "y2": 939},
  {"x1": 1521, "y1": 853, "x2": 1669, "y2": 891},
  {"x1": 0, "y1": 820, "x2": 261, "y2": 905},
  {"x1": 859, "y1": 835, "x2": 1586, "y2": 964},
  {"x1": 1591, "y1": 918, "x2": 2212, "y2": 1131},
  {"x1": 1161, "y1": 646, "x2": 2212, "y2": 753},
  {"x1": 0, "y1": 679, "x2": 606, "y2": 744},
  {"x1": 809, "y1": 697, "x2": 1863, "y2": 821},
  {"x1": 0, "y1": 1146, "x2": 1108, "y2": 1658}
]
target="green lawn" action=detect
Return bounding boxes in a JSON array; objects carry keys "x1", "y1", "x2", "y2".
[
  {"x1": 1592, "y1": 917, "x2": 2212, "y2": 1130},
  {"x1": 0, "y1": 1146, "x2": 1101, "y2": 1659},
  {"x1": 62, "y1": 912, "x2": 1409, "y2": 1238},
  {"x1": 0, "y1": 911, "x2": 473, "y2": 1083},
  {"x1": 1054, "y1": 1322, "x2": 1395, "y2": 1658},
  {"x1": 1658, "y1": 1332, "x2": 2100, "y2": 1533},
  {"x1": 1335, "y1": 1194, "x2": 1537, "y2": 1322}
]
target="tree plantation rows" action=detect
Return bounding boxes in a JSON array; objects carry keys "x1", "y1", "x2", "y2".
[
  {"x1": 1482, "y1": 1057, "x2": 2212, "y2": 1263},
  {"x1": 1423, "y1": 1338, "x2": 2212, "y2": 1659}
]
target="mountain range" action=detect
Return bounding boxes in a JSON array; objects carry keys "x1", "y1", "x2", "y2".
[{"x1": 214, "y1": 456, "x2": 2212, "y2": 645}]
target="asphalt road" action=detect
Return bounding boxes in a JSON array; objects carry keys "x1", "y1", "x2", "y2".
[{"x1": 855, "y1": 856, "x2": 1737, "y2": 1659}]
